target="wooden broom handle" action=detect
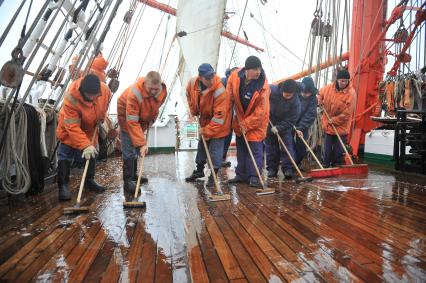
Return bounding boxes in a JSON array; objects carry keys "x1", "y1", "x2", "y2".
[
  {"x1": 236, "y1": 115, "x2": 266, "y2": 189},
  {"x1": 293, "y1": 126, "x2": 324, "y2": 169},
  {"x1": 134, "y1": 129, "x2": 149, "y2": 199},
  {"x1": 269, "y1": 121, "x2": 304, "y2": 178},
  {"x1": 76, "y1": 126, "x2": 99, "y2": 205},
  {"x1": 321, "y1": 107, "x2": 354, "y2": 165}
]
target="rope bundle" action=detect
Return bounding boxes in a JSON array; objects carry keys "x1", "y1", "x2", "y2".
[{"x1": 0, "y1": 101, "x2": 31, "y2": 194}]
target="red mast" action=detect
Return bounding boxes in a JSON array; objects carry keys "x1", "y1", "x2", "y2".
[{"x1": 348, "y1": 0, "x2": 387, "y2": 157}]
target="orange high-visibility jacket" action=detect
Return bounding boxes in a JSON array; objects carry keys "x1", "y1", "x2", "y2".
[
  {"x1": 226, "y1": 69, "x2": 270, "y2": 141},
  {"x1": 56, "y1": 77, "x2": 111, "y2": 150},
  {"x1": 318, "y1": 82, "x2": 356, "y2": 135},
  {"x1": 186, "y1": 75, "x2": 231, "y2": 139},
  {"x1": 89, "y1": 53, "x2": 108, "y2": 82},
  {"x1": 69, "y1": 53, "x2": 108, "y2": 82},
  {"x1": 117, "y1": 77, "x2": 167, "y2": 147}
]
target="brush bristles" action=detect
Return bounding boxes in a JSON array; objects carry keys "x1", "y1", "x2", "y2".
[
  {"x1": 340, "y1": 164, "x2": 369, "y2": 175},
  {"x1": 256, "y1": 189, "x2": 275, "y2": 195},
  {"x1": 308, "y1": 168, "x2": 342, "y2": 178},
  {"x1": 209, "y1": 194, "x2": 231, "y2": 202},
  {"x1": 123, "y1": 202, "x2": 146, "y2": 208},
  {"x1": 63, "y1": 207, "x2": 89, "y2": 214}
]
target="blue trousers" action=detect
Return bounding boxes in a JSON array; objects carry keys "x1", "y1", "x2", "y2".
[
  {"x1": 222, "y1": 131, "x2": 233, "y2": 161},
  {"x1": 195, "y1": 137, "x2": 225, "y2": 170},
  {"x1": 265, "y1": 132, "x2": 296, "y2": 173},
  {"x1": 295, "y1": 129, "x2": 309, "y2": 165},
  {"x1": 235, "y1": 136, "x2": 263, "y2": 181},
  {"x1": 120, "y1": 130, "x2": 140, "y2": 160},
  {"x1": 57, "y1": 142, "x2": 84, "y2": 168},
  {"x1": 322, "y1": 133, "x2": 346, "y2": 167}
]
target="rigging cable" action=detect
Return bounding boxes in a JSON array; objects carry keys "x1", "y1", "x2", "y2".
[
  {"x1": 118, "y1": 3, "x2": 147, "y2": 73},
  {"x1": 250, "y1": 11, "x2": 305, "y2": 66},
  {"x1": 135, "y1": 1, "x2": 170, "y2": 79},
  {"x1": 228, "y1": 0, "x2": 249, "y2": 69},
  {"x1": 254, "y1": 0, "x2": 275, "y2": 79},
  {"x1": 0, "y1": 0, "x2": 28, "y2": 48}
]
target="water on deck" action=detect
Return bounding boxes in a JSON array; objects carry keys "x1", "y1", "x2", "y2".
[{"x1": 0, "y1": 152, "x2": 425, "y2": 282}]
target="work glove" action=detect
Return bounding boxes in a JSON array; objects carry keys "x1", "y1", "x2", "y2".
[
  {"x1": 239, "y1": 120, "x2": 247, "y2": 133},
  {"x1": 82, "y1": 145, "x2": 98, "y2": 160},
  {"x1": 139, "y1": 145, "x2": 148, "y2": 157},
  {"x1": 271, "y1": 126, "x2": 279, "y2": 135}
]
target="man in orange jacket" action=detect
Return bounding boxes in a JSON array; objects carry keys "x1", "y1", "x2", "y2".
[
  {"x1": 226, "y1": 56, "x2": 270, "y2": 187},
  {"x1": 184, "y1": 63, "x2": 231, "y2": 187},
  {"x1": 318, "y1": 68, "x2": 356, "y2": 167},
  {"x1": 117, "y1": 71, "x2": 167, "y2": 192},
  {"x1": 56, "y1": 74, "x2": 111, "y2": 201}
]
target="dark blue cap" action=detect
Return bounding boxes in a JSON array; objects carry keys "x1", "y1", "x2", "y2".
[
  {"x1": 198, "y1": 63, "x2": 215, "y2": 79},
  {"x1": 301, "y1": 77, "x2": 317, "y2": 94}
]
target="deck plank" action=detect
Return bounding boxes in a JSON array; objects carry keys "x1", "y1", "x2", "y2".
[
  {"x1": 187, "y1": 242, "x2": 210, "y2": 283},
  {"x1": 223, "y1": 213, "x2": 285, "y2": 282},
  {"x1": 197, "y1": 224, "x2": 229, "y2": 282},
  {"x1": 2, "y1": 227, "x2": 66, "y2": 282},
  {"x1": 124, "y1": 221, "x2": 146, "y2": 282},
  {"x1": 215, "y1": 216, "x2": 266, "y2": 282},
  {"x1": 198, "y1": 203, "x2": 245, "y2": 281},
  {"x1": 0, "y1": 205, "x2": 64, "y2": 265},
  {"x1": 68, "y1": 227, "x2": 108, "y2": 282}
]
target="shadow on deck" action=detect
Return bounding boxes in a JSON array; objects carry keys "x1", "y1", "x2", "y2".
[{"x1": 0, "y1": 152, "x2": 425, "y2": 282}]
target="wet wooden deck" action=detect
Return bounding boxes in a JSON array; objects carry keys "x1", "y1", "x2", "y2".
[{"x1": 0, "y1": 152, "x2": 425, "y2": 282}]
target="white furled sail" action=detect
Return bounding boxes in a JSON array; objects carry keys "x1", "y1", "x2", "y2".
[{"x1": 176, "y1": 0, "x2": 226, "y2": 77}]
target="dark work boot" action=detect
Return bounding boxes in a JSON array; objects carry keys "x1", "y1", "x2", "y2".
[
  {"x1": 85, "y1": 159, "x2": 106, "y2": 192},
  {"x1": 249, "y1": 176, "x2": 261, "y2": 188},
  {"x1": 58, "y1": 160, "x2": 72, "y2": 201},
  {"x1": 132, "y1": 158, "x2": 148, "y2": 183},
  {"x1": 185, "y1": 164, "x2": 205, "y2": 182},
  {"x1": 206, "y1": 169, "x2": 219, "y2": 187},
  {"x1": 123, "y1": 159, "x2": 137, "y2": 193},
  {"x1": 283, "y1": 169, "x2": 294, "y2": 180},
  {"x1": 227, "y1": 175, "x2": 245, "y2": 184},
  {"x1": 221, "y1": 161, "x2": 231, "y2": 168},
  {"x1": 267, "y1": 169, "x2": 278, "y2": 178}
]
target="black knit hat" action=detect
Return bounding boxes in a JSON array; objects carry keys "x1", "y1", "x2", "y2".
[
  {"x1": 80, "y1": 74, "x2": 101, "y2": 95},
  {"x1": 245, "y1": 55, "x2": 262, "y2": 70},
  {"x1": 336, "y1": 69, "x2": 350, "y2": 80},
  {"x1": 279, "y1": 79, "x2": 298, "y2": 93}
]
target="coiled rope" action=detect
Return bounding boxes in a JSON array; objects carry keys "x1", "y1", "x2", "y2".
[{"x1": 0, "y1": 101, "x2": 31, "y2": 194}]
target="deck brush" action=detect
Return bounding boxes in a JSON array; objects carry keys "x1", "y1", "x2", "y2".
[
  {"x1": 64, "y1": 129, "x2": 99, "y2": 215},
  {"x1": 123, "y1": 154, "x2": 146, "y2": 208},
  {"x1": 64, "y1": 205, "x2": 90, "y2": 214},
  {"x1": 321, "y1": 107, "x2": 369, "y2": 175},
  {"x1": 64, "y1": 158, "x2": 91, "y2": 215},
  {"x1": 293, "y1": 126, "x2": 342, "y2": 178},
  {"x1": 270, "y1": 121, "x2": 312, "y2": 185},
  {"x1": 198, "y1": 117, "x2": 231, "y2": 202},
  {"x1": 235, "y1": 116, "x2": 275, "y2": 196},
  {"x1": 308, "y1": 167, "x2": 341, "y2": 178},
  {"x1": 340, "y1": 163, "x2": 369, "y2": 175},
  {"x1": 209, "y1": 192, "x2": 232, "y2": 202}
]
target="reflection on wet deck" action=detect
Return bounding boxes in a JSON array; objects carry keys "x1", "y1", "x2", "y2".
[{"x1": 0, "y1": 152, "x2": 425, "y2": 282}]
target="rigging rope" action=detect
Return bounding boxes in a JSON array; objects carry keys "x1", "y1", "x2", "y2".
[
  {"x1": 0, "y1": 100, "x2": 31, "y2": 195},
  {"x1": 228, "y1": 0, "x2": 249, "y2": 69},
  {"x1": 135, "y1": 2, "x2": 168, "y2": 79}
]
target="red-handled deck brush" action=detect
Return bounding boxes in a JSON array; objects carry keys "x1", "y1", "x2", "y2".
[
  {"x1": 293, "y1": 126, "x2": 341, "y2": 178},
  {"x1": 322, "y1": 108, "x2": 368, "y2": 175}
]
